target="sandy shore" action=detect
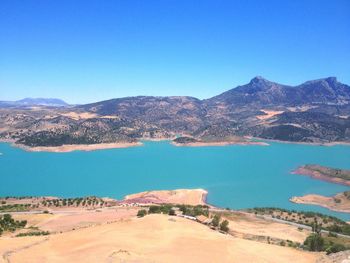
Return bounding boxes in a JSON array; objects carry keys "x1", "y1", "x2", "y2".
[
  {"x1": 16, "y1": 142, "x2": 143, "y2": 153},
  {"x1": 292, "y1": 167, "x2": 350, "y2": 186},
  {"x1": 124, "y1": 189, "x2": 208, "y2": 206},
  {"x1": 172, "y1": 141, "x2": 269, "y2": 147},
  {"x1": 290, "y1": 193, "x2": 350, "y2": 213}
]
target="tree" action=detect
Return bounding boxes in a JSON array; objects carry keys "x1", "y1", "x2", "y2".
[
  {"x1": 137, "y1": 209, "x2": 147, "y2": 218},
  {"x1": 3, "y1": 214, "x2": 13, "y2": 224},
  {"x1": 303, "y1": 233, "x2": 324, "y2": 251},
  {"x1": 212, "y1": 214, "x2": 221, "y2": 227},
  {"x1": 220, "y1": 220, "x2": 229, "y2": 232},
  {"x1": 178, "y1": 205, "x2": 188, "y2": 215},
  {"x1": 311, "y1": 217, "x2": 322, "y2": 234}
]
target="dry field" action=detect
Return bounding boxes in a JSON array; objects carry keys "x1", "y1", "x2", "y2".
[
  {"x1": 218, "y1": 211, "x2": 309, "y2": 243},
  {"x1": 0, "y1": 214, "x2": 319, "y2": 263}
]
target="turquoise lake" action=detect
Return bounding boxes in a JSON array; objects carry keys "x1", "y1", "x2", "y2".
[{"x1": 1, "y1": 141, "x2": 350, "y2": 220}]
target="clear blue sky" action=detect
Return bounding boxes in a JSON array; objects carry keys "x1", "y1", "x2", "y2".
[{"x1": 1, "y1": 0, "x2": 349, "y2": 103}]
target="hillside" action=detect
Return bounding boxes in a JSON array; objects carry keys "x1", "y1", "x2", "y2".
[
  {"x1": 0, "y1": 191, "x2": 320, "y2": 263},
  {"x1": 0, "y1": 77, "x2": 350, "y2": 148}
]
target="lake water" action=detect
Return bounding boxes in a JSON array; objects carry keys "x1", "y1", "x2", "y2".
[{"x1": 1, "y1": 141, "x2": 350, "y2": 220}]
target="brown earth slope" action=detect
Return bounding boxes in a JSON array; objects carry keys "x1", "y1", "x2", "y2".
[{"x1": 1, "y1": 214, "x2": 318, "y2": 263}]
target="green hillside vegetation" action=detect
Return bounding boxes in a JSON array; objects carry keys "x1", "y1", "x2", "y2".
[
  {"x1": 147, "y1": 204, "x2": 209, "y2": 217},
  {"x1": 173, "y1": 137, "x2": 197, "y2": 144},
  {"x1": 303, "y1": 218, "x2": 349, "y2": 254},
  {"x1": 248, "y1": 207, "x2": 350, "y2": 235},
  {"x1": 16, "y1": 231, "x2": 50, "y2": 237},
  {"x1": 0, "y1": 204, "x2": 31, "y2": 212},
  {"x1": 0, "y1": 214, "x2": 27, "y2": 235},
  {"x1": 41, "y1": 196, "x2": 108, "y2": 208}
]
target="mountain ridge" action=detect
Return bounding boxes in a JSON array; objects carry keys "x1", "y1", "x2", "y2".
[
  {"x1": 1, "y1": 76, "x2": 349, "y2": 107},
  {"x1": 1, "y1": 76, "x2": 349, "y2": 147}
]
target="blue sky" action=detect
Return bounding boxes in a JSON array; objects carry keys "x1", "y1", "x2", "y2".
[{"x1": 0, "y1": 0, "x2": 349, "y2": 103}]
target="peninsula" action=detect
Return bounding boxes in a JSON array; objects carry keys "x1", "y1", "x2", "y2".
[
  {"x1": 290, "y1": 191, "x2": 350, "y2": 213},
  {"x1": 292, "y1": 165, "x2": 350, "y2": 186}
]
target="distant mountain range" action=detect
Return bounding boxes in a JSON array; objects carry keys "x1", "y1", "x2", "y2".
[
  {"x1": 1, "y1": 77, "x2": 350, "y2": 147},
  {"x1": 0, "y1": 98, "x2": 69, "y2": 107}
]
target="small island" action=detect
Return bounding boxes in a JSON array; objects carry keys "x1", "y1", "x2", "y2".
[{"x1": 292, "y1": 164, "x2": 350, "y2": 186}]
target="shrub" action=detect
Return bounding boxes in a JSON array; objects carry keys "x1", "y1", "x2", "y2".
[
  {"x1": 328, "y1": 232, "x2": 338, "y2": 238},
  {"x1": 137, "y1": 209, "x2": 147, "y2": 218},
  {"x1": 0, "y1": 214, "x2": 27, "y2": 235},
  {"x1": 212, "y1": 215, "x2": 220, "y2": 227},
  {"x1": 219, "y1": 220, "x2": 229, "y2": 232},
  {"x1": 325, "y1": 243, "x2": 346, "y2": 255},
  {"x1": 303, "y1": 234, "x2": 324, "y2": 251},
  {"x1": 16, "y1": 231, "x2": 50, "y2": 237}
]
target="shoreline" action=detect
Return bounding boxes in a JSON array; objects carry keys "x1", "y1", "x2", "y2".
[
  {"x1": 252, "y1": 137, "x2": 350, "y2": 147},
  {"x1": 16, "y1": 142, "x2": 143, "y2": 153},
  {"x1": 1, "y1": 137, "x2": 350, "y2": 153},
  {"x1": 0, "y1": 188, "x2": 210, "y2": 208},
  {"x1": 292, "y1": 167, "x2": 350, "y2": 187},
  {"x1": 171, "y1": 141, "x2": 269, "y2": 147},
  {"x1": 140, "y1": 137, "x2": 176, "y2": 142},
  {"x1": 2, "y1": 188, "x2": 350, "y2": 220},
  {"x1": 290, "y1": 194, "x2": 350, "y2": 214}
]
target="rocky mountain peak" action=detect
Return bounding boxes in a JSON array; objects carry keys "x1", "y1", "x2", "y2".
[{"x1": 249, "y1": 76, "x2": 271, "y2": 84}]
